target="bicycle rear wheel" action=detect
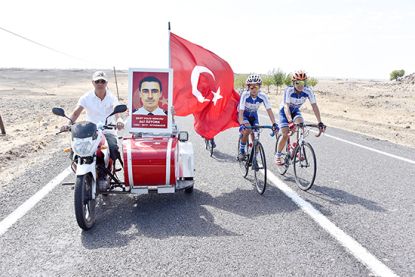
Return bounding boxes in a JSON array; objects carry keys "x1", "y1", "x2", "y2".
[
  {"x1": 253, "y1": 142, "x2": 267, "y2": 195},
  {"x1": 293, "y1": 142, "x2": 317, "y2": 190},
  {"x1": 209, "y1": 139, "x2": 214, "y2": 157},
  {"x1": 205, "y1": 139, "x2": 213, "y2": 156},
  {"x1": 275, "y1": 134, "x2": 289, "y2": 175},
  {"x1": 237, "y1": 136, "x2": 248, "y2": 177}
]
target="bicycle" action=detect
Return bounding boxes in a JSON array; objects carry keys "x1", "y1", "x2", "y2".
[
  {"x1": 237, "y1": 125, "x2": 274, "y2": 195},
  {"x1": 204, "y1": 138, "x2": 215, "y2": 157},
  {"x1": 275, "y1": 123, "x2": 323, "y2": 191}
]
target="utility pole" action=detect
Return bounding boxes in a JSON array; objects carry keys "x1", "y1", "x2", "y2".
[
  {"x1": 113, "y1": 66, "x2": 120, "y2": 100},
  {"x1": 0, "y1": 115, "x2": 6, "y2": 135}
]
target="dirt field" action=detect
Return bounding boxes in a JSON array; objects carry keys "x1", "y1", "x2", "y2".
[{"x1": 0, "y1": 68, "x2": 414, "y2": 184}]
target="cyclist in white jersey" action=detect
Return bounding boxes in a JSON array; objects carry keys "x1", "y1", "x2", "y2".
[
  {"x1": 275, "y1": 70, "x2": 326, "y2": 166},
  {"x1": 238, "y1": 74, "x2": 279, "y2": 160}
]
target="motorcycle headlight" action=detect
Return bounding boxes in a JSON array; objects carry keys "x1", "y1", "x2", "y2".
[{"x1": 72, "y1": 137, "x2": 95, "y2": 157}]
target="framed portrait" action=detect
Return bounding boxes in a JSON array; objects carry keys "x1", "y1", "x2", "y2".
[{"x1": 128, "y1": 68, "x2": 173, "y2": 133}]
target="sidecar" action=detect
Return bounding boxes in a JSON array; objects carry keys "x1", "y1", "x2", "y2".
[
  {"x1": 121, "y1": 129, "x2": 195, "y2": 194},
  {"x1": 119, "y1": 67, "x2": 194, "y2": 194}
]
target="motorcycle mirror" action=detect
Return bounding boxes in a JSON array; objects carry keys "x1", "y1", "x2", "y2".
[
  {"x1": 52, "y1": 107, "x2": 66, "y2": 117},
  {"x1": 113, "y1": 104, "x2": 128, "y2": 114},
  {"x1": 105, "y1": 104, "x2": 127, "y2": 124}
]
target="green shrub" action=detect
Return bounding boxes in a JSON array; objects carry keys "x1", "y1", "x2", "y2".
[{"x1": 390, "y1": 69, "x2": 405, "y2": 81}]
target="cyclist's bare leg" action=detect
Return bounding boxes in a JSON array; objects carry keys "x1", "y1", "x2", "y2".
[
  {"x1": 275, "y1": 117, "x2": 303, "y2": 165},
  {"x1": 277, "y1": 127, "x2": 290, "y2": 153},
  {"x1": 240, "y1": 129, "x2": 251, "y2": 144},
  {"x1": 239, "y1": 124, "x2": 252, "y2": 158}
]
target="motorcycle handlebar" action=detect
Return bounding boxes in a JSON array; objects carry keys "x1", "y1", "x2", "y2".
[{"x1": 103, "y1": 124, "x2": 116, "y2": 130}]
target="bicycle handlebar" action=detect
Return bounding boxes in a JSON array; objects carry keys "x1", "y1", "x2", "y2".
[
  {"x1": 244, "y1": 125, "x2": 276, "y2": 137},
  {"x1": 244, "y1": 125, "x2": 273, "y2": 130},
  {"x1": 292, "y1": 123, "x2": 324, "y2": 137}
]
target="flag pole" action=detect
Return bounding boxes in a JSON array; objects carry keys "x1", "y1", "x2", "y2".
[{"x1": 168, "y1": 21, "x2": 171, "y2": 68}]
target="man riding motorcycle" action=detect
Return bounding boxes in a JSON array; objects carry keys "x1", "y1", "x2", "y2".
[{"x1": 60, "y1": 71, "x2": 125, "y2": 190}]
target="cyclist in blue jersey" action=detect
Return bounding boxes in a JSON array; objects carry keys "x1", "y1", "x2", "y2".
[
  {"x1": 238, "y1": 74, "x2": 279, "y2": 160},
  {"x1": 275, "y1": 70, "x2": 326, "y2": 166}
]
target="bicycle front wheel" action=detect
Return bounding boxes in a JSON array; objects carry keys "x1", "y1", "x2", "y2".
[
  {"x1": 253, "y1": 142, "x2": 267, "y2": 195},
  {"x1": 237, "y1": 136, "x2": 248, "y2": 177},
  {"x1": 293, "y1": 142, "x2": 317, "y2": 191}
]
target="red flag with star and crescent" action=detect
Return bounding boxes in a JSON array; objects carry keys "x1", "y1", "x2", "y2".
[{"x1": 170, "y1": 32, "x2": 240, "y2": 139}]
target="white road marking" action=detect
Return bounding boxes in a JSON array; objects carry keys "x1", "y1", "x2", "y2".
[
  {"x1": 259, "y1": 113, "x2": 415, "y2": 164},
  {"x1": 0, "y1": 167, "x2": 72, "y2": 236},
  {"x1": 267, "y1": 170, "x2": 398, "y2": 277},
  {"x1": 323, "y1": 133, "x2": 415, "y2": 164}
]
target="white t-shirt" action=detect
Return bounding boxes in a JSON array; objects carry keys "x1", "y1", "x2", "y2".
[{"x1": 77, "y1": 89, "x2": 119, "y2": 125}]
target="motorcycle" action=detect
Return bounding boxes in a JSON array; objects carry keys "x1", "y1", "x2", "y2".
[
  {"x1": 53, "y1": 104, "x2": 195, "y2": 230},
  {"x1": 52, "y1": 104, "x2": 127, "y2": 230}
]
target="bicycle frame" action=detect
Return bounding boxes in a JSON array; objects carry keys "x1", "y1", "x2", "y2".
[
  {"x1": 275, "y1": 122, "x2": 323, "y2": 190},
  {"x1": 286, "y1": 123, "x2": 320, "y2": 161},
  {"x1": 238, "y1": 125, "x2": 275, "y2": 194}
]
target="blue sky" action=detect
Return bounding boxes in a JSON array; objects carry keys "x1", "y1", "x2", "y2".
[{"x1": 1, "y1": 0, "x2": 414, "y2": 79}]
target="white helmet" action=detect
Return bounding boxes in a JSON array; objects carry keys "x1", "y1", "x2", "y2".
[{"x1": 246, "y1": 74, "x2": 262, "y2": 86}]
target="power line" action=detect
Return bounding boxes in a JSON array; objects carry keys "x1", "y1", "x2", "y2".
[{"x1": 0, "y1": 25, "x2": 90, "y2": 63}]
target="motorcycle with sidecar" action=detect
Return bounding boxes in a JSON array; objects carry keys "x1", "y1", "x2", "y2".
[{"x1": 52, "y1": 104, "x2": 195, "y2": 230}]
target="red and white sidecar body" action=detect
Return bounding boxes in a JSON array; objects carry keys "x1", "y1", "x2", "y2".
[{"x1": 122, "y1": 132, "x2": 194, "y2": 194}]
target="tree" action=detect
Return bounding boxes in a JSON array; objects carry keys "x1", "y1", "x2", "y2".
[
  {"x1": 234, "y1": 74, "x2": 247, "y2": 92},
  {"x1": 307, "y1": 77, "x2": 318, "y2": 87},
  {"x1": 272, "y1": 68, "x2": 286, "y2": 94},
  {"x1": 284, "y1": 73, "x2": 292, "y2": 86},
  {"x1": 390, "y1": 69, "x2": 405, "y2": 81},
  {"x1": 262, "y1": 73, "x2": 274, "y2": 94}
]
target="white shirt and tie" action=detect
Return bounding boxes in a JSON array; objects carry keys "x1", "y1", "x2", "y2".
[{"x1": 133, "y1": 107, "x2": 166, "y2": 115}]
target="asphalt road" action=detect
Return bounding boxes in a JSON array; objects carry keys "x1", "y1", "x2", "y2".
[{"x1": 0, "y1": 114, "x2": 414, "y2": 276}]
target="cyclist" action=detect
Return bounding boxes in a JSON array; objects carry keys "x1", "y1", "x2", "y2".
[
  {"x1": 238, "y1": 74, "x2": 279, "y2": 160},
  {"x1": 275, "y1": 70, "x2": 326, "y2": 166}
]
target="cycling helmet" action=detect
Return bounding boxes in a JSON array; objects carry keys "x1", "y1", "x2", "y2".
[
  {"x1": 246, "y1": 74, "x2": 262, "y2": 85},
  {"x1": 292, "y1": 70, "x2": 308, "y2": 81}
]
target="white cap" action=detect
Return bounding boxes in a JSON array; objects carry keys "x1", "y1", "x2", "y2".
[{"x1": 92, "y1": 71, "x2": 108, "y2": 82}]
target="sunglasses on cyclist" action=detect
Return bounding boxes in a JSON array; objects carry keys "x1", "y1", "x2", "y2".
[
  {"x1": 294, "y1": 81, "x2": 305, "y2": 86},
  {"x1": 94, "y1": 79, "x2": 107, "y2": 84},
  {"x1": 249, "y1": 85, "x2": 259, "y2": 90}
]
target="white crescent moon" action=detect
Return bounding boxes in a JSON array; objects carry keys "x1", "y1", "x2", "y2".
[{"x1": 191, "y1": 65, "x2": 214, "y2": 103}]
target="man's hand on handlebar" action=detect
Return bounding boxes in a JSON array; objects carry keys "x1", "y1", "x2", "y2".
[
  {"x1": 288, "y1": 121, "x2": 296, "y2": 132},
  {"x1": 116, "y1": 122, "x2": 124, "y2": 130},
  {"x1": 318, "y1": 122, "x2": 326, "y2": 132},
  {"x1": 272, "y1": 123, "x2": 279, "y2": 134},
  {"x1": 60, "y1": 125, "x2": 71, "y2": 132}
]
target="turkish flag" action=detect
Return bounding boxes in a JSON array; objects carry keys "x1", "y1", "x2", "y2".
[{"x1": 170, "y1": 32, "x2": 240, "y2": 139}]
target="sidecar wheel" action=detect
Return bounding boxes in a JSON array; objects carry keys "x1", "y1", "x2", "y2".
[
  {"x1": 74, "y1": 174, "x2": 96, "y2": 230},
  {"x1": 184, "y1": 185, "x2": 193, "y2": 194}
]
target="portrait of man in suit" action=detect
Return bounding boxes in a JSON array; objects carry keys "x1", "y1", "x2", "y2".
[{"x1": 133, "y1": 76, "x2": 167, "y2": 116}]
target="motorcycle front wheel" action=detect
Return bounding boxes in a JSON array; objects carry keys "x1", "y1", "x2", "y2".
[{"x1": 74, "y1": 173, "x2": 96, "y2": 230}]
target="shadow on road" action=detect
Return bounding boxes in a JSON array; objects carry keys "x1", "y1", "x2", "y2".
[
  {"x1": 81, "y1": 186, "x2": 298, "y2": 249},
  {"x1": 307, "y1": 184, "x2": 387, "y2": 212},
  {"x1": 211, "y1": 150, "x2": 238, "y2": 163}
]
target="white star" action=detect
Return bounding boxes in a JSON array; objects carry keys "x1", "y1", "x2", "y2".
[{"x1": 211, "y1": 87, "x2": 223, "y2": 105}]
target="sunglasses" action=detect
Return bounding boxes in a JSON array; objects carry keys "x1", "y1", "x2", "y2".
[
  {"x1": 294, "y1": 81, "x2": 305, "y2": 86},
  {"x1": 94, "y1": 79, "x2": 107, "y2": 84},
  {"x1": 249, "y1": 85, "x2": 259, "y2": 90}
]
